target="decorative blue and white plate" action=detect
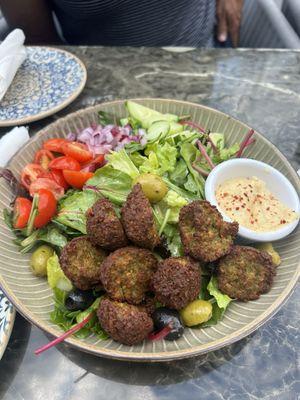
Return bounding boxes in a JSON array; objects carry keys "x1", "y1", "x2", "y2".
[
  {"x1": 0, "y1": 47, "x2": 87, "y2": 127},
  {"x1": 0, "y1": 288, "x2": 15, "y2": 359}
]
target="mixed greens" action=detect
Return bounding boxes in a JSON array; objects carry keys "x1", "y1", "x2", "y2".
[{"x1": 4, "y1": 101, "x2": 253, "y2": 336}]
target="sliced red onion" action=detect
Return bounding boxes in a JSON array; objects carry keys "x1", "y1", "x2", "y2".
[
  {"x1": 76, "y1": 123, "x2": 146, "y2": 155},
  {"x1": 66, "y1": 132, "x2": 76, "y2": 141}
]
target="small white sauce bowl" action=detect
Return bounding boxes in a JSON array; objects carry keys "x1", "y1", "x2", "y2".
[{"x1": 205, "y1": 159, "x2": 300, "y2": 242}]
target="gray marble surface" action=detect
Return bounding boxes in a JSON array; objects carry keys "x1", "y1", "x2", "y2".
[{"x1": 0, "y1": 47, "x2": 300, "y2": 400}]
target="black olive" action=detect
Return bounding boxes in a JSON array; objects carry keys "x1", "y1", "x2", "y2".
[
  {"x1": 155, "y1": 235, "x2": 171, "y2": 258},
  {"x1": 152, "y1": 307, "x2": 184, "y2": 340},
  {"x1": 65, "y1": 289, "x2": 95, "y2": 311}
]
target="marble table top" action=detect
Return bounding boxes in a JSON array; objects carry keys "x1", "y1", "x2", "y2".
[{"x1": 0, "y1": 47, "x2": 299, "y2": 400}]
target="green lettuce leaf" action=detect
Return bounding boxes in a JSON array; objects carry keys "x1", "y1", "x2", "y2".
[
  {"x1": 85, "y1": 165, "x2": 133, "y2": 205},
  {"x1": 47, "y1": 253, "x2": 72, "y2": 291},
  {"x1": 50, "y1": 288, "x2": 108, "y2": 340},
  {"x1": 129, "y1": 151, "x2": 147, "y2": 167},
  {"x1": 209, "y1": 133, "x2": 239, "y2": 163},
  {"x1": 106, "y1": 149, "x2": 139, "y2": 179},
  {"x1": 162, "y1": 224, "x2": 184, "y2": 257},
  {"x1": 98, "y1": 110, "x2": 114, "y2": 125},
  {"x1": 162, "y1": 177, "x2": 198, "y2": 202},
  {"x1": 180, "y1": 143, "x2": 205, "y2": 198},
  {"x1": 169, "y1": 158, "x2": 188, "y2": 187},
  {"x1": 207, "y1": 276, "x2": 232, "y2": 309},
  {"x1": 200, "y1": 303, "x2": 226, "y2": 327},
  {"x1": 54, "y1": 190, "x2": 99, "y2": 233},
  {"x1": 196, "y1": 276, "x2": 233, "y2": 327},
  {"x1": 140, "y1": 142, "x2": 178, "y2": 176}
]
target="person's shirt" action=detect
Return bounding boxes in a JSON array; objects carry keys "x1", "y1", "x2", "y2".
[{"x1": 51, "y1": 0, "x2": 216, "y2": 46}]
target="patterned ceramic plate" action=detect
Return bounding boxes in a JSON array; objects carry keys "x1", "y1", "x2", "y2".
[
  {"x1": 0, "y1": 47, "x2": 87, "y2": 127},
  {"x1": 0, "y1": 99, "x2": 299, "y2": 362},
  {"x1": 0, "y1": 288, "x2": 15, "y2": 360}
]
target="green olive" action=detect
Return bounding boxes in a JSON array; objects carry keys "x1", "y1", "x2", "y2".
[
  {"x1": 256, "y1": 242, "x2": 281, "y2": 266},
  {"x1": 30, "y1": 245, "x2": 54, "y2": 277},
  {"x1": 134, "y1": 173, "x2": 168, "y2": 203},
  {"x1": 180, "y1": 299, "x2": 212, "y2": 327}
]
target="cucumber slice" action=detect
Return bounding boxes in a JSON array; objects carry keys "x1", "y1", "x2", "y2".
[
  {"x1": 147, "y1": 120, "x2": 170, "y2": 142},
  {"x1": 125, "y1": 101, "x2": 178, "y2": 129}
]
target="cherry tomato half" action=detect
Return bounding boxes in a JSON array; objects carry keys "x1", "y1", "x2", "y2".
[
  {"x1": 34, "y1": 149, "x2": 55, "y2": 170},
  {"x1": 29, "y1": 178, "x2": 65, "y2": 200},
  {"x1": 62, "y1": 142, "x2": 93, "y2": 163},
  {"x1": 33, "y1": 189, "x2": 57, "y2": 228},
  {"x1": 49, "y1": 156, "x2": 81, "y2": 171},
  {"x1": 13, "y1": 197, "x2": 32, "y2": 229},
  {"x1": 63, "y1": 170, "x2": 94, "y2": 189},
  {"x1": 21, "y1": 164, "x2": 46, "y2": 190},
  {"x1": 43, "y1": 138, "x2": 69, "y2": 153},
  {"x1": 50, "y1": 169, "x2": 69, "y2": 190},
  {"x1": 81, "y1": 154, "x2": 105, "y2": 172}
]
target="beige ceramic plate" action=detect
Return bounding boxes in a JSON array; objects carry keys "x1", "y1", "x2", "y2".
[{"x1": 0, "y1": 99, "x2": 299, "y2": 362}]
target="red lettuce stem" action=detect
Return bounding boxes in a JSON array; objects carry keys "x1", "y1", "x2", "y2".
[
  {"x1": 196, "y1": 140, "x2": 215, "y2": 170},
  {"x1": 34, "y1": 313, "x2": 92, "y2": 355},
  {"x1": 179, "y1": 120, "x2": 206, "y2": 133},
  {"x1": 148, "y1": 324, "x2": 172, "y2": 341},
  {"x1": 192, "y1": 162, "x2": 209, "y2": 177},
  {"x1": 236, "y1": 129, "x2": 255, "y2": 158}
]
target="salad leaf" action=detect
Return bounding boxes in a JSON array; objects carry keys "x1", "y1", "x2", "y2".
[
  {"x1": 169, "y1": 158, "x2": 188, "y2": 187},
  {"x1": 55, "y1": 190, "x2": 99, "y2": 233},
  {"x1": 162, "y1": 177, "x2": 198, "y2": 202},
  {"x1": 85, "y1": 165, "x2": 132, "y2": 205},
  {"x1": 140, "y1": 142, "x2": 178, "y2": 176},
  {"x1": 163, "y1": 224, "x2": 183, "y2": 257},
  {"x1": 129, "y1": 151, "x2": 147, "y2": 167},
  {"x1": 180, "y1": 143, "x2": 205, "y2": 197},
  {"x1": 47, "y1": 253, "x2": 72, "y2": 291},
  {"x1": 183, "y1": 173, "x2": 201, "y2": 194},
  {"x1": 208, "y1": 133, "x2": 239, "y2": 163},
  {"x1": 196, "y1": 276, "x2": 233, "y2": 327},
  {"x1": 50, "y1": 289, "x2": 108, "y2": 340},
  {"x1": 98, "y1": 110, "x2": 114, "y2": 125},
  {"x1": 20, "y1": 226, "x2": 68, "y2": 253},
  {"x1": 106, "y1": 149, "x2": 139, "y2": 179},
  {"x1": 198, "y1": 275, "x2": 212, "y2": 301},
  {"x1": 200, "y1": 303, "x2": 226, "y2": 327},
  {"x1": 207, "y1": 276, "x2": 232, "y2": 309}
]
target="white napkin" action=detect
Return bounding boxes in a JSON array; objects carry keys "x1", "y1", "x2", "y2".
[
  {"x1": 0, "y1": 127, "x2": 29, "y2": 167},
  {"x1": 0, "y1": 29, "x2": 27, "y2": 101}
]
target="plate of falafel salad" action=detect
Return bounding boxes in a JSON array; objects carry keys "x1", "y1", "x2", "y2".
[{"x1": 0, "y1": 98, "x2": 299, "y2": 361}]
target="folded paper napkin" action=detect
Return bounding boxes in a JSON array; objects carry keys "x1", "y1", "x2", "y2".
[
  {"x1": 0, "y1": 29, "x2": 27, "y2": 102},
  {"x1": 0, "y1": 126, "x2": 29, "y2": 167}
]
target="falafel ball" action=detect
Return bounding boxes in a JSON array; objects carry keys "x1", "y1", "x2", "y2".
[
  {"x1": 152, "y1": 256, "x2": 201, "y2": 310},
  {"x1": 217, "y1": 245, "x2": 276, "y2": 301},
  {"x1": 60, "y1": 236, "x2": 106, "y2": 290},
  {"x1": 179, "y1": 200, "x2": 238, "y2": 262},
  {"x1": 86, "y1": 198, "x2": 127, "y2": 250},
  {"x1": 97, "y1": 298, "x2": 153, "y2": 345},
  {"x1": 100, "y1": 246, "x2": 158, "y2": 305},
  {"x1": 121, "y1": 184, "x2": 160, "y2": 250}
]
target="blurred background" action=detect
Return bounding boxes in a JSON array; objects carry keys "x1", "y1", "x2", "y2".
[{"x1": 0, "y1": 0, "x2": 300, "y2": 48}]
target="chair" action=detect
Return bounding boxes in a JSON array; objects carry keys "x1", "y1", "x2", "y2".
[
  {"x1": 240, "y1": 0, "x2": 300, "y2": 48},
  {"x1": 282, "y1": 0, "x2": 300, "y2": 36}
]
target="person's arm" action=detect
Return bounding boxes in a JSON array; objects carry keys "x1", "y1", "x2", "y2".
[{"x1": 0, "y1": 0, "x2": 61, "y2": 44}]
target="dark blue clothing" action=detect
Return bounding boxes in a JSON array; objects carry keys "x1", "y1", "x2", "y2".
[{"x1": 51, "y1": 0, "x2": 216, "y2": 46}]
